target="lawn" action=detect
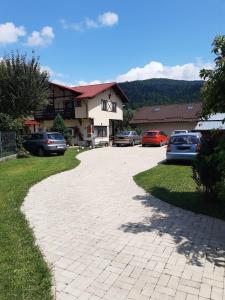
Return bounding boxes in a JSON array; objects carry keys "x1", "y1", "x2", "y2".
[
  {"x1": 134, "y1": 162, "x2": 225, "y2": 221},
  {"x1": 0, "y1": 148, "x2": 83, "y2": 300}
]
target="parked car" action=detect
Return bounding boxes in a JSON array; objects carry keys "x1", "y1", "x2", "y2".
[
  {"x1": 172, "y1": 130, "x2": 189, "y2": 135},
  {"x1": 113, "y1": 130, "x2": 140, "y2": 146},
  {"x1": 141, "y1": 130, "x2": 168, "y2": 147},
  {"x1": 166, "y1": 132, "x2": 202, "y2": 161},
  {"x1": 23, "y1": 132, "x2": 67, "y2": 156}
]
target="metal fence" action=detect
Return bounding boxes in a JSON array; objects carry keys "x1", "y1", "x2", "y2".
[{"x1": 0, "y1": 131, "x2": 17, "y2": 158}]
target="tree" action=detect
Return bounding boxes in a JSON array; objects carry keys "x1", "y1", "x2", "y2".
[
  {"x1": 0, "y1": 113, "x2": 24, "y2": 132},
  {"x1": 51, "y1": 113, "x2": 70, "y2": 141},
  {"x1": 0, "y1": 51, "x2": 49, "y2": 119},
  {"x1": 192, "y1": 35, "x2": 225, "y2": 201},
  {"x1": 122, "y1": 108, "x2": 134, "y2": 129},
  {"x1": 200, "y1": 35, "x2": 225, "y2": 116}
]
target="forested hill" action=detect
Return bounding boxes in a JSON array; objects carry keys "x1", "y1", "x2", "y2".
[{"x1": 119, "y1": 78, "x2": 203, "y2": 108}]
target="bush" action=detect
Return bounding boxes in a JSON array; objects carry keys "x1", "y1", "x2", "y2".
[{"x1": 192, "y1": 134, "x2": 225, "y2": 201}]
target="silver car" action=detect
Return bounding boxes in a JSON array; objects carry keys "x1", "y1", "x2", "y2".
[
  {"x1": 113, "y1": 130, "x2": 140, "y2": 146},
  {"x1": 23, "y1": 132, "x2": 67, "y2": 156},
  {"x1": 166, "y1": 132, "x2": 202, "y2": 161}
]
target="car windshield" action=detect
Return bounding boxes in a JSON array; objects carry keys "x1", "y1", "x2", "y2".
[
  {"x1": 170, "y1": 135, "x2": 199, "y2": 145},
  {"x1": 118, "y1": 131, "x2": 131, "y2": 136},
  {"x1": 145, "y1": 132, "x2": 157, "y2": 136},
  {"x1": 47, "y1": 133, "x2": 64, "y2": 140}
]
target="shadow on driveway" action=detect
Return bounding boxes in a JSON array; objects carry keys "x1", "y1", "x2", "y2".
[{"x1": 119, "y1": 193, "x2": 225, "y2": 267}]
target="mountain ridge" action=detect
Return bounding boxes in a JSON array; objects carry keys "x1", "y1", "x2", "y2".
[{"x1": 118, "y1": 78, "x2": 203, "y2": 108}]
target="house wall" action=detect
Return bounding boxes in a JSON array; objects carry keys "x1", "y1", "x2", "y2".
[
  {"x1": 52, "y1": 86, "x2": 75, "y2": 110},
  {"x1": 75, "y1": 100, "x2": 88, "y2": 118},
  {"x1": 86, "y1": 88, "x2": 123, "y2": 144},
  {"x1": 135, "y1": 121, "x2": 198, "y2": 135},
  {"x1": 88, "y1": 88, "x2": 123, "y2": 126}
]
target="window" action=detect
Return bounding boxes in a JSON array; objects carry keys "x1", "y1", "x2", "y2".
[
  {"x1": 47, "y1": 133, "x2": 64, "y2": 140},
  {"x1": 75, "y1": 100, "x2": 81, "y2": 107},
  {"x1": 101, "y1": 99, "x2": 117, "y2": 112},
  {"x1": 169, "y1": 135, "x2": 199, "y2": 145},
  {"x1": 94, "y1": 126, "x2": 107, "y2": 137},
  {"x1": 112, "y1": 102, "x2": 117, "y2": 112},
  {"x1": 31, "y1": 133, "x2": 44, "y2": 140},
  {"x1": 145, "y1": 132, "x2": 157, "y2": 136},
  {"x1": 101, "y1": 100, "x2": 107, "y2": 111}
]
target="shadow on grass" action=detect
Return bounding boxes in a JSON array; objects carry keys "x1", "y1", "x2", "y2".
[{"x1": 119, "y1": 190, "x2": 225, "y2": 267}]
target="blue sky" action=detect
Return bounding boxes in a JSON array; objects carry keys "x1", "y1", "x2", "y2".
[{"x1": 0, "y1": 0, "x2": 224, "y2": 85}]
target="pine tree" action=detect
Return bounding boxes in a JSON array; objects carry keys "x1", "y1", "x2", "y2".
[{"x1": 52, "y1": 113, "x2": 70, "y2": 140}]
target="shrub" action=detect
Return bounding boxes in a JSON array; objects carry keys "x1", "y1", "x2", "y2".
[{"x1": 192, "y1": 134, "x2": 225, "y2": 201}]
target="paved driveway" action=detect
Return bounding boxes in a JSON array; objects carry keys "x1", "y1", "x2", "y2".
[{"x1": 23, "y1": 146, "x2": 225, "y2": 300}]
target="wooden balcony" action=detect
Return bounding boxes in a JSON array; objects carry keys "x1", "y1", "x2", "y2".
[{"x1": 34, "y1": 107, "x2": 75, "y2": 120}]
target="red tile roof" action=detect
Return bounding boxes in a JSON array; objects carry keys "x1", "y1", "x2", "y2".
[
  {"x1": 131, "y1": 103, "x2": 202, "y2": 124},
  {"x1": 50, "y1": 81, "x2": 128, "y2": 102},
  {"x1": 50, "y1": 82, "x2": 81, "y2": 95},
  {"x1": 72, "y1": 82, "x2": 128, "y2": 102}
]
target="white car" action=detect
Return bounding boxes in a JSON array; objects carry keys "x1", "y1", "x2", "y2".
[{"x1": 172, "y1": 130, "x2": 189, "y2": 135}]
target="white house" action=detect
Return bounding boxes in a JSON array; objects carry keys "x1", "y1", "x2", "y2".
[{"x1": 34, "y1": 82, "x2": 128, "y2": 145}]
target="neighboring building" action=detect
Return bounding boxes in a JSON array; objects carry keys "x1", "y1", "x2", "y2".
[
  {"x1": 195, "y1": 113, "x2": 225, "y2": 132},
  {"x1": 34, "y1": 82, "x2": 128, "y2": 145},
  {"x1": 130, "y1": 103, "x2": 202, "y2": 135}
]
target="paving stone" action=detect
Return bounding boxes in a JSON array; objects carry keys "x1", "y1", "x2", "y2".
[{"x1": 22, "y1": 147, "x2": 225, "y2": 299}]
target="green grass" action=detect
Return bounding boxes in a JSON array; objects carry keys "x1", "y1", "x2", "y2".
[
  {"x1": 134, "y1": 163, "x2": 225, "y2": 221},
  {"x1": 0, "y1": 148, "x2": 83, "y2": 300}
]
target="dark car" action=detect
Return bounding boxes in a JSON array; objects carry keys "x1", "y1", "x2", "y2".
[
  {"x1": 23, "y1": 132, "x2": 67, "y2": 156},
  {"x1": 113, "y1": 131, "x2": 140, "y2": 146}
]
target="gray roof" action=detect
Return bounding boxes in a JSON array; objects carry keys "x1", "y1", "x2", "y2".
[{"x1": 195, "y1": 113, "x2": 225, "y2": 131}]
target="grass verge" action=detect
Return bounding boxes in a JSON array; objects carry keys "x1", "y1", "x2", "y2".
[
  {"x1": 0, "y1": 148, "x2": 83, "y2": 300},
  {"x1": 134, "y1": 162, "x2": 225, "y2": 221}
]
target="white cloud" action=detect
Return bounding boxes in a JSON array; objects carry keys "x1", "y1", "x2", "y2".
[
  {"x1": 72, "y1": 60, "x2": 214, "y2": 86},
  {"x1": 26, "y1": 26, "x2": 54, "y2": 46},
  {"x1": 76, "y1": 80, "x2": 103, "y2": 86},
  {"x1": 40, "y1": 65, "x2": 54, "y2": 76},
  {"x1": 0, "y1": 22, "x2": 26, "y2": 45},
  {"x1": 52, "y1": 79, "x2": 74, "y2": 87},
  {"x1": 98, "y1": 12, "x2": 119, "y2": 27},
  {"x1": 61, "y1": 11, "x2": 119, "y2": 32},
  {"x1": 116, "y1": 60, "x2": 214, "y2": 82},
  {"x1": 85, "y1": 18, "x2": 98, "y2": 29}
]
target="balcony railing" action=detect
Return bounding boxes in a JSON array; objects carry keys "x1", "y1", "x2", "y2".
[{"x1": 34, "y1": 108, "x2": 75, "y2": 120}]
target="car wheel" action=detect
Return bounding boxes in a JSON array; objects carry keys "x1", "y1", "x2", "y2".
[
  {"x1": 38, "y1": 148, "x2": 45, "y2": 157},
  {"x1": 142, "y1": 144, "x2": 145, "y2": 147},
  {"x1": 57, "y1": 152, "x2": 65, "y2": 156}
]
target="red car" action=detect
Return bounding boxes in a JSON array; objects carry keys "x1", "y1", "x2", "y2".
[{"x1": 141, "y1": 130, "x2": 168, "y2": 147}]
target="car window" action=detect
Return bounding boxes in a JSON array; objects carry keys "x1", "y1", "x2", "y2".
[
  {"x1": 31, "y1": 134, "x2": 43, "y2": 139},
  {"x1": 47, "y1": 133, "x2": 64, "y2": 140},
  {"x1": 145, "y1": 132, "x2": 157, "y2": 136},
  {"x1": 170, "y1": 135, "x2": 199, "y2": 145},
  {"x1": 119, "y1": 131, "x2": 130, "y2": 136}
]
